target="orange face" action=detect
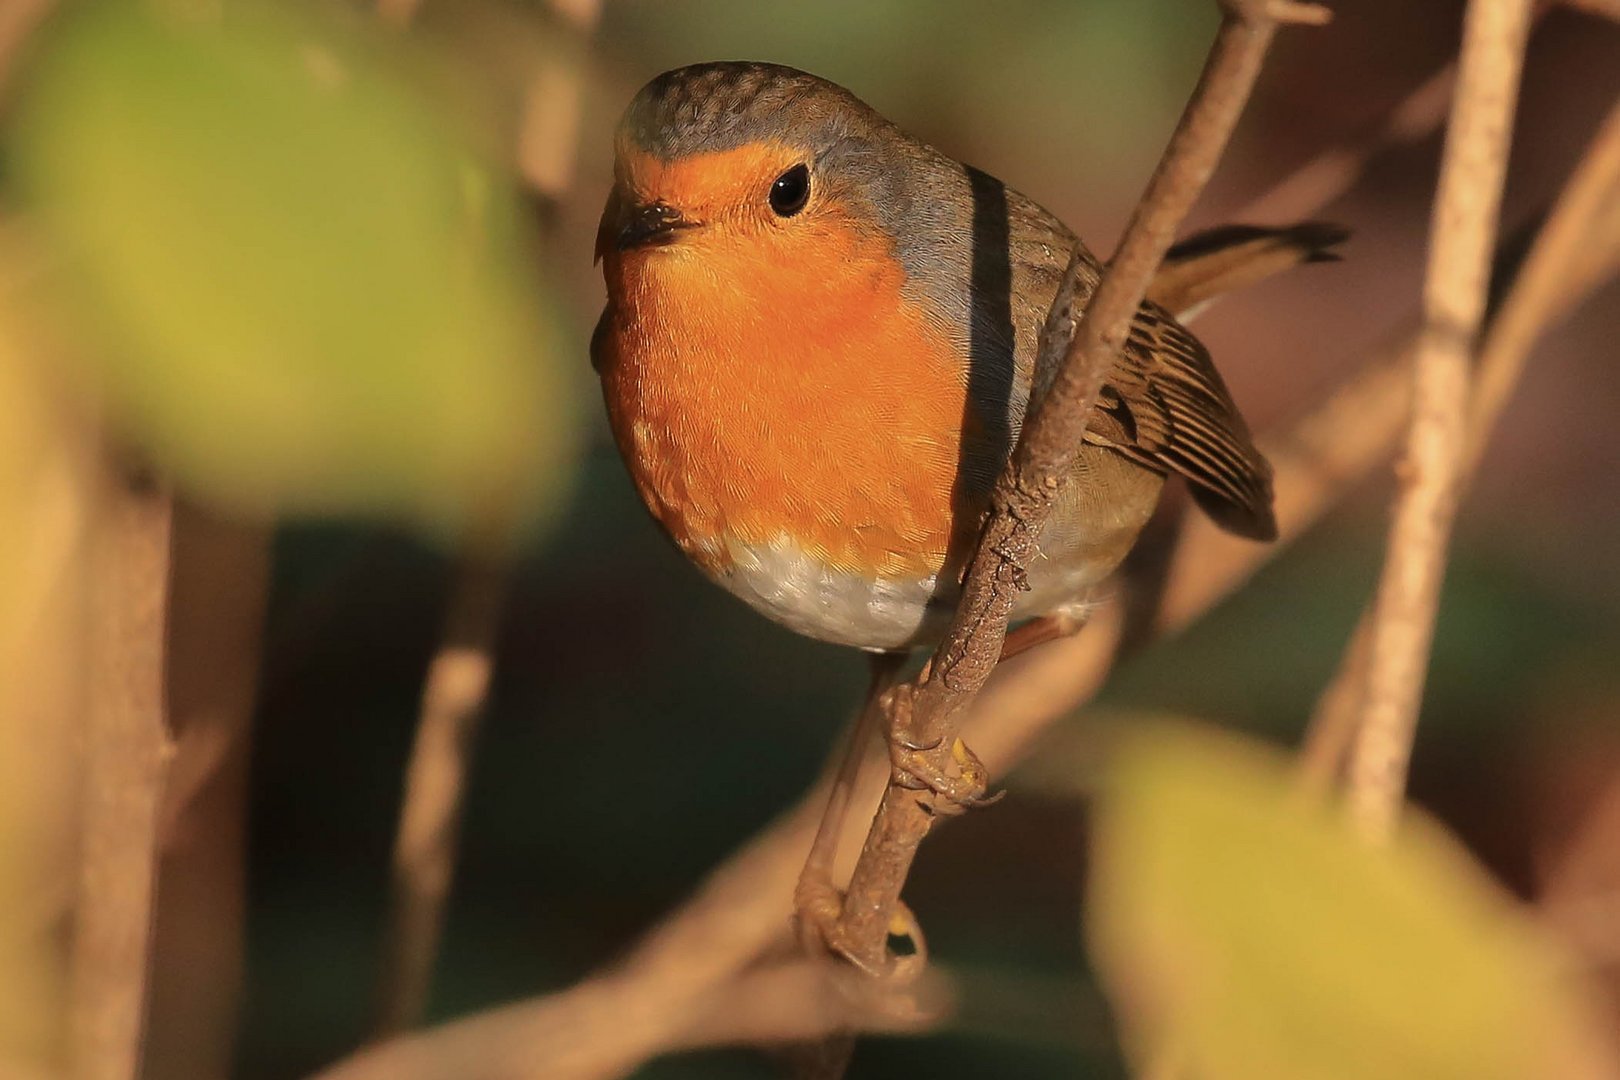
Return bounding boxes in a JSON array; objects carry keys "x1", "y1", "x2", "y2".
[{"x1": 596, "y1": 138, "x2": 986, "y2": 581}]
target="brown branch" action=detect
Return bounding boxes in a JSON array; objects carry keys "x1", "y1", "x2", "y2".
[
  {"x1": 328, "y1": 957, "x2": 943, "y2": 1080},
  {"x1": 373, "y1": 0, "x2": 599, "y2": 1033},
  {"x1": 1561, "y1": 0, "x2": 1620, "y2": 21},
  {"x1": 1301, "y1": 94, "x2": 1620, "y2": 795},
  {"x1": 70, "y1": 468, "x2": 174, "y2": 1080},
  {"x1": 517, "y1": 0, "x2": 603, "y2": 211},
  {"x1": 0, "y1": 0, "x2": 54, "y2": 95},
  {"x1": 369, "y1": 0, "x2": 497, "y2": 1034},
  {"x1": 375, "y1": 0, "x2": 423, "y2": 31},
  {"x1": 1342, "y1": 0, "x2": 1531, "y2": 841},
  {"x1": 0, "y1": 318, "x2": 95, "y2": 1079},
  {"x1": 1541, "y1": 762, "x2": 1620, "y2": 968},
  {"x1": 830, "y1": 0, "x2": 1329, "y2": 977},
  {"x1": 375, "y1": 555, "x2": 505, "y2": 1035},
  {"x1": 1237, "y1": 3, "x2": 1584, "y2": 224},
  {"x1": 1467, "y1": 97, "x2": 1620, "y2": 455},
  {"x1": 1239, "y1": 59, "x2": 1459, "y2": 223},
  {"x1": 144, "y1": 507, "x2": 270, "y2": 1080}
]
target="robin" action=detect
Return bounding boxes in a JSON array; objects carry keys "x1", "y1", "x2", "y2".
[
  {"x1": 594, "y1": 61, "x2": 1339, "y2": 655},
  {"x1": 593, "y1": 61, "x2": 1341, "y2": 958}
]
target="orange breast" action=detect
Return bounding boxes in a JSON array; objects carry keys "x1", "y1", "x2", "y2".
[{"x1": 598, "y1": 218, "x2": 982, "y2": 580}]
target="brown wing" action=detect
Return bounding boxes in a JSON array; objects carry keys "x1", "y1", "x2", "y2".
[
  {"x1": 1003, "y1": 191, "x2": 1280, "y2": 541},
  {"x1": 1085, "y1": 302, "x2": 1277, "y2": 540}
]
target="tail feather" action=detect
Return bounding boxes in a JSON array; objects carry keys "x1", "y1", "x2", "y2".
[{"x1": 1149, "y1": 222, "x2": 1349, "y2": 323}]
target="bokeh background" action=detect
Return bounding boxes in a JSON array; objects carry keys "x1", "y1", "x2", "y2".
[{"x1": 5, "y1": 0, "x2": 1619, "y2": 1077}]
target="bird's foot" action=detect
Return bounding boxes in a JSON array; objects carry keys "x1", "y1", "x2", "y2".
[
  {"x1": 793, "y1": 871, "x2": 928, "y2": 984},
  {"x1": 885, "y1": 686, "x2": 1004, "y2": 814}
]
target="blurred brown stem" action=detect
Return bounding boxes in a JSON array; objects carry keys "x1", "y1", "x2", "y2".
[
  {"x1": 1338, "y1": 0, "x2": 1528, "y2": 840},
  {"x1": 144, "y1": 506, "x2": 270, "y2": 1080},
  {"x1": 1301, "y1": 93, "x2": 1620, "y2": 797},
  {"x1": 518, "y1": 0, "x2": 603, "y2": 212},
  {"x1": 325, "y1": 956, "x2": 942, "y2": 1080},
  {"x1": 1561, "y1": 0, "x2": 1620, "y2": 20},
  {"x1": 830, "y1": 0, "x2": 1329, "y2": 981},
  {"x1": 372, "y1": 0, "x2": 598, "y2": 1034},
  {"x1": 375, "y1": 556, "x2": 506, "y2": 1035},
  {"x1": 1239, "y1": 58, "x2": 1459, "y2": 223},
  {"x1": 70, "y1": 470, "x2": 174, "y2": 1080}
]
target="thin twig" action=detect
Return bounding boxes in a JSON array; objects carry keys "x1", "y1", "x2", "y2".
[
  {"x1": 0, "y1": 0, "x2": 54, "y2": 94},
  {"x1": 831, "y1": 0, "x2": 1329, "y2": 977},
  {"x1": 70, "y1": 469, "x2": 174, "y2": 1080},
  {"x1": 1343, "y1": 0, "x2": 1533, "y2": 841},
  {"x1": 373, "y1": 0, "x2": 600, "y2": 1032},
  {"x1": 1237, "y1": 2, "x2": 1589, "y2": 223},
  {"x1": 375, "y1": 0, "x2": 423, "y2": 31},
  {"x1": 327, "y1": 957, "x2": 942, "y2": 1080},
  {"x1": 1239, "y1": 60, "x2": 1459, "y2": 223},
  {"x1": 375, "y1": 556, "x2": 505, "y2": 1034},
  {"x1": 517, "y1": 0, "x2": 603, "y2": 213},
  {"x1": 1561, "y1": 0, "x2": 1620, "y2": 20},
  {"x1": 1466, "y1": 98, "x2": 1620, "y2": 455},
  {"x1": 1541, "y1": 763, "x2": 1620, "y2": 967},
  {"x1": 1301, "y1": 95, "x2": 1620, "y2": 795}
]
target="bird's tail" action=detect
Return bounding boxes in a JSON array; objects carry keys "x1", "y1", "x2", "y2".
[{"x1": 1149, "y1": 222, "x2": 1349, "y2": 323}]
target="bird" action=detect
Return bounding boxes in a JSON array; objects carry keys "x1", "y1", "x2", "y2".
[
  {"x1": 593, "y1": 61, "x2": 1340, "y2": 658},
  {"x1": 592, "y1": 60, "x2": 1343, "y2": 969}
]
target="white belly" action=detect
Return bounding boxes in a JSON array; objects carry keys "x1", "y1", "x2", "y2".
[{"x1": 713, "y1": 533, "x2": 1111, "y2": 652}]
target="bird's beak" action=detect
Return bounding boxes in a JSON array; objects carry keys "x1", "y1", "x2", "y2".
[{"x1": 595, "y1": 187, "x2": 696, "y2": 262}]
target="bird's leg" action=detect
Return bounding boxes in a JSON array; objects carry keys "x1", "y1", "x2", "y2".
[
  {"x1": 794, "y1": 651, "x2": 913, "y2": 970},
  {"x1": 999, "y1": 610, "x2": 1087, "y2": 662}
]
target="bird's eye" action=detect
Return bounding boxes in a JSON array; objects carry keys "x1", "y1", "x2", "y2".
[{"x1": 768, "y1": 164, "x2": 811, "y2": 217}]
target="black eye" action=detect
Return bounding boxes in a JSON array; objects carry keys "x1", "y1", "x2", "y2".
[{"x1": 768, "y1": 164, "x2": 810, "y2": 217}]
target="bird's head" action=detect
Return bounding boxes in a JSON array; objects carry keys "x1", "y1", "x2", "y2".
[{"x1": 595, "y1": 62, "x2": 902, "y2": 274}]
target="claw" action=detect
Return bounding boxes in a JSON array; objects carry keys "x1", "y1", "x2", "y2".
[
  {"x1": 794, "y1": 875, "x2": 929, "y2": 984},
  {"x1": 896, "y1": 732, "x2": 944, "y2": 754},
  {"x1": 894, "y1": 770, "x2": 932, "y2": 792},
  {"x1": 882, "y1": 899, "x2": 928, "y2": 984},
  {"x1": 888, "y1": 732, "x2": 998, "y2": 810}
]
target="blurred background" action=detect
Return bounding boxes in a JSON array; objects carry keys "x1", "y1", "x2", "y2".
[{"x1": 3, "y1": 1, "x2": 1618, "y2": 1077}]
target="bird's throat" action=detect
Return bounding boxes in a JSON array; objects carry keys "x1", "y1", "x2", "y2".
[{"x1": 598, "y1": 225, "x2": 980, "y2": 580}]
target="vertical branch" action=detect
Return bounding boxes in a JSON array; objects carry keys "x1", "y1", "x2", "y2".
[
  {"x1": 144, "y1": 507, "x2": 270, "y2": 1080},
  {"x1": 375, "y1": 556, "x2": 504, "y2": 1035},
  {"x1": 1303, "y1": 94, "x2": 1620, "y2": 795},
  {"x1": 374, "y1": 0, "x2": 600, "y2": 1033},
  {"x1": 70, "y1": 470, "x2": 174, "y2": 1080},
  {"x1": 1344, "y1": 0, "x2": 1533, "y2": 841},
  {"x1": 518, "y1": 0, "x2": 603, "y2": 213},
  {"x1": 831, "y1": 0, "x2": 1330, "y2": 975}
]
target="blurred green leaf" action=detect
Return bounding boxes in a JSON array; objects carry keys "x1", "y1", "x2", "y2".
[
  {"x1": 9, "y1": 0, "x2": 580, "y2": 540},
  {"x1": 1087, "y1": 723, "x2": 1612, "y2": 1080}
]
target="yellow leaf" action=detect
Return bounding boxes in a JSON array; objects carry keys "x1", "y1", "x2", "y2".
[
  {"x1": 9, "y1": 0, "x2": 581, "y2": 542},
  {"x1": 1088, "y1": 723, "x2": 1615, "y2": 1080}
]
